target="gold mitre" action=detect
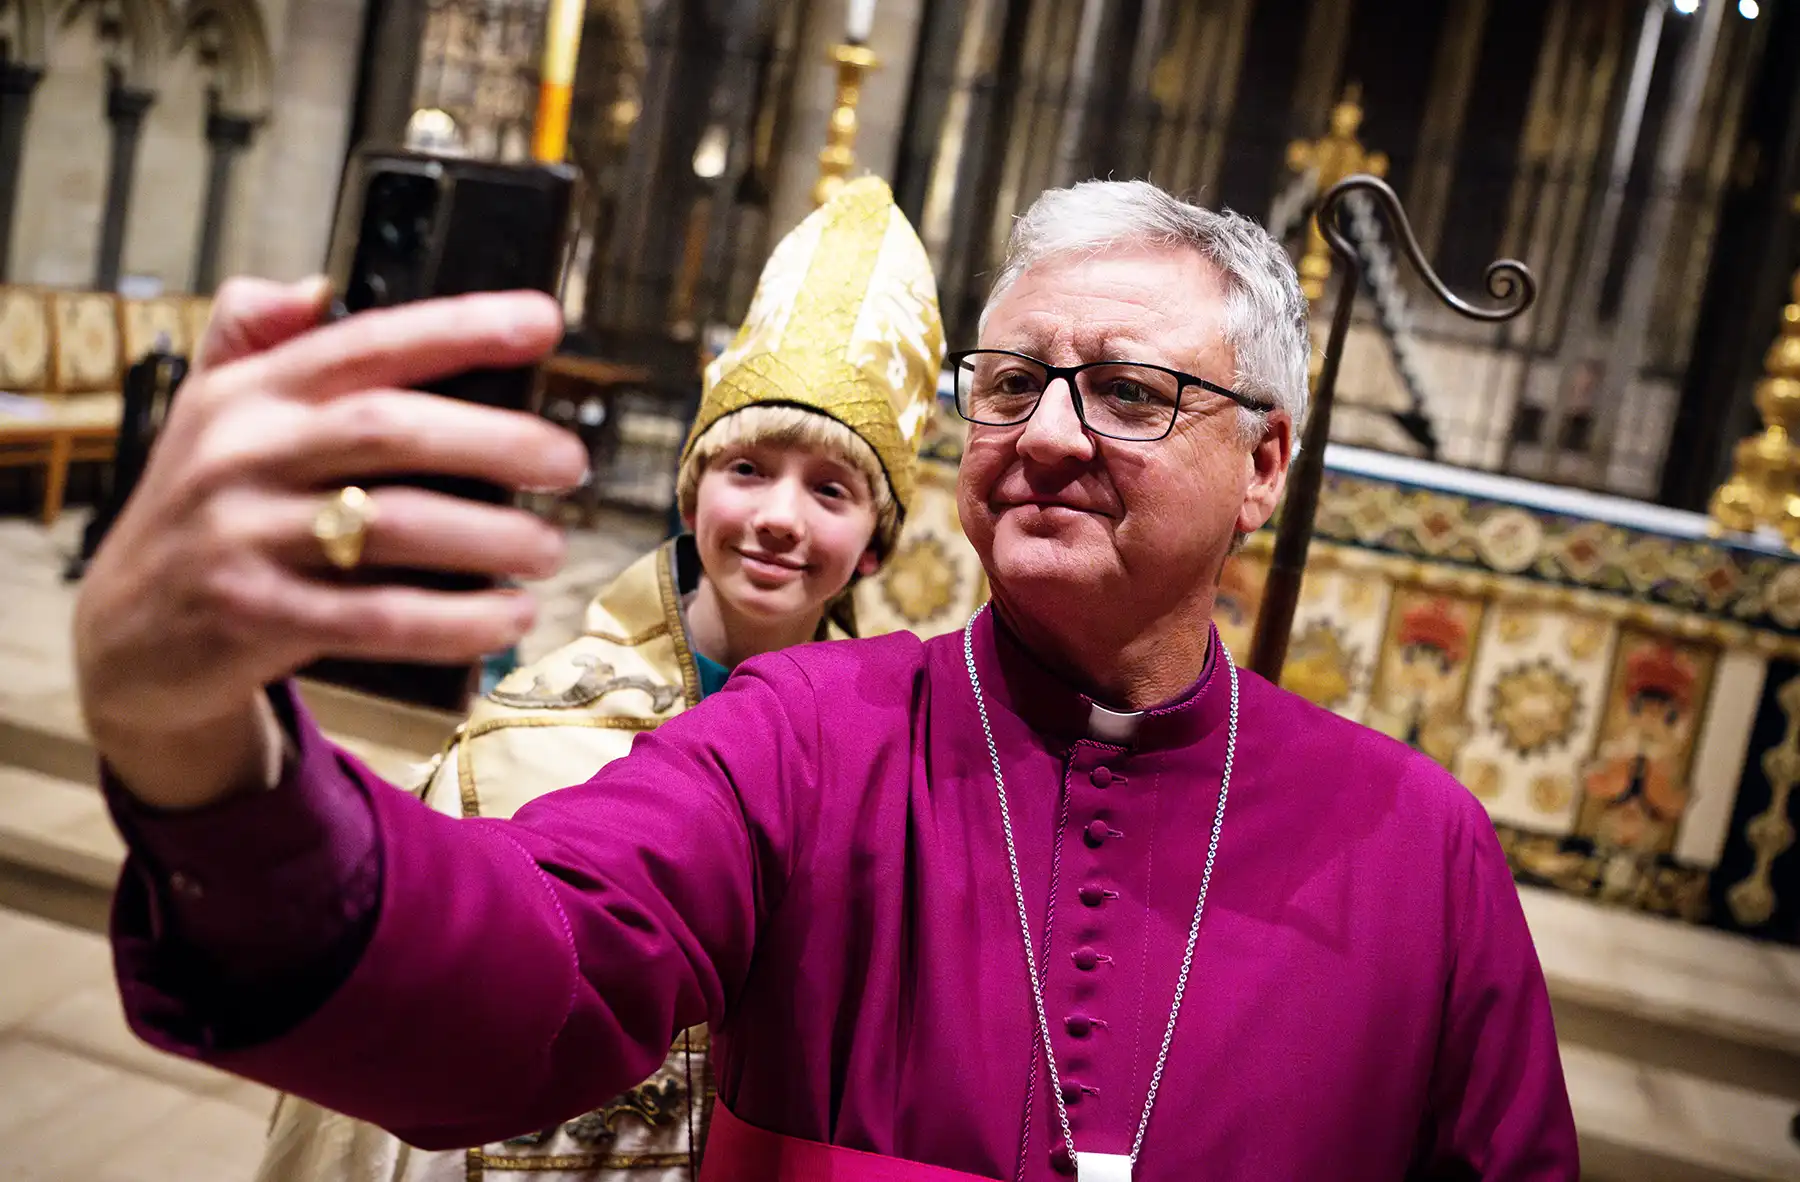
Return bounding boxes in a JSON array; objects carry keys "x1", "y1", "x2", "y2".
[{"x1": 680, "y1": 177, "x2": 945, "y2": 530}]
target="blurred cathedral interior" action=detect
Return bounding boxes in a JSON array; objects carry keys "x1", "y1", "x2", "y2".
[{"x1": 0, "y1": 0, "x2": 1798, "y2": 1177}]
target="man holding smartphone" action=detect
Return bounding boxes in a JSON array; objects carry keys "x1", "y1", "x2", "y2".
[{"x1": 78, "y1": 179, "x2": 1574, "y2": 1182}]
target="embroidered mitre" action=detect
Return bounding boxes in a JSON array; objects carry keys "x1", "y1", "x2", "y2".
[{"x1": 679, "y1": 177, "x2": 945, "y2": 544}]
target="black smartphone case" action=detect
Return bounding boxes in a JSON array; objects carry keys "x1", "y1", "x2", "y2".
[{"x1": 305, "y1": 148, "x2": 579, "y2": 713}]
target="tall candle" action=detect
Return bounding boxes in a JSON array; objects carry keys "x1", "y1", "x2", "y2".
[
  {"x1": 531, "y1": 0, "x2": 586, "y2": 161},
  {"x1": 846, "y1": 0, "x2": 876, "y2": 44}
]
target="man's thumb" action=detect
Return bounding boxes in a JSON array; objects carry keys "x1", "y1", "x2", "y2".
[{"x1": 193, "y1": 275, "x2": 333, "y2": 371}]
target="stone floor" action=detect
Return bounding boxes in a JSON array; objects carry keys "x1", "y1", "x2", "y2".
[{"x1": 0, "y1": 908, "x2": 276, "y2": 1181}]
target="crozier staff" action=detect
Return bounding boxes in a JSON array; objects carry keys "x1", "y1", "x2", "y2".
[{"x1": 79, "y1": 179, "x2": 1577, "y2": 1182}]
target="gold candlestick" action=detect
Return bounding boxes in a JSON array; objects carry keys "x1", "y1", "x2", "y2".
[
  {"x1": 1710, "y1": 266, "x2": 1800, "y2": 545},
  {"x1": 813, "y1": 43, "x2": 879, "y2": 208},
  {"x1": 1286, "y1": 85, "x2": 1388, "y2": 304}
]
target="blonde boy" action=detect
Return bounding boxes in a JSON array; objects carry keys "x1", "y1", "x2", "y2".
[{"x1": 255, "y1": 178, "x2": 943, "y2": 1182}]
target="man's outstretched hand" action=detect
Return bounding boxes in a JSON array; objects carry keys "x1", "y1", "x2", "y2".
[{"x1": 75, "y1": 277, "x2": 589, "y2": 811}]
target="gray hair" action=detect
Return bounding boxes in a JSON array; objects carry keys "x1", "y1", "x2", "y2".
[{"x1": 979, "y1": 179, "x2": 1310, "y2": 436}]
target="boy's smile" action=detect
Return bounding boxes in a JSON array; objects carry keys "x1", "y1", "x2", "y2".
[{"x1": 735, "y1": 546, "x2": 810, "y2": 587}]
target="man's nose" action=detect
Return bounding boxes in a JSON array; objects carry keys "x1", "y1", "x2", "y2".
[{"x1": 1016, "y1": 376, "x2": 1097, "y2": 464}]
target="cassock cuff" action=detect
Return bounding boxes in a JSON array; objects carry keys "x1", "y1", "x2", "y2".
[{"x1": 106, "y1": 680, "x2": 384, "y2": 1054}]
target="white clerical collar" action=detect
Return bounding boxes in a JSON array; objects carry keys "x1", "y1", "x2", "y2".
[{"x1": 1085, "y1": 701, "x2": 1143, "y2": 744}]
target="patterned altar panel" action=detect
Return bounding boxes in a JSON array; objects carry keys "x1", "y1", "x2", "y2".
[
  {"x1": 1274, "y1": 560, "x2": 1390, "y2": 723},
  {"x1": 1365, "y1": 588, "x2": 1486, "y2": 773},
  {"x1": 1677, "y1": 648, "x2": 1766, "y2": 867},
  {"x1": 1277, "y1": 453, "x2": 1800, "y2": 941},
  {"x1": 1574, "y1": 632, "x2": 1718, "y2": 858},
  {"x1": 1458, "y1": 605, "x2": 1617, "y2": 836}
]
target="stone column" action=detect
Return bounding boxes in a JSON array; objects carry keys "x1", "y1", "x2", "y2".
[
  {"x1": 95, "y1": 77, "x2": 155, "y2": 292},
  {"x1": 245, "y1": 0, "x2": 373, "y2": 282},
  {"x1": 356, "y1": 0, "x2": 426, "y2": 150},
  {"x1": 0, "y1": 61, "x2": 44, "y2": 279},
  {"x1": 191, "y1": 107, "x2": 258, "y2": 293}
]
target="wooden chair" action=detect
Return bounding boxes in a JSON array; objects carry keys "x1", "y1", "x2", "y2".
[
  {"x1": 0, "y1": 286, "x2": 75, "y2": 525},
  {"x1": 0, "y1": 287, "x2": 205, "y2": 525}
]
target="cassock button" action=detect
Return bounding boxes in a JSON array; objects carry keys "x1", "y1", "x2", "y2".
[
  {"x1": 1066, "y1": 1014, "x2": 1093, "y2": 1037},
  {"x1": 1061, "y1": 1083, "x2": 1083, "y2": 1106},
  {"x1": 1084, "y1": 819, "x2": 1111, "y2": 847},
  {"x1": 1090, "y1": 767, "x2": 1113, "y2": 788},
  {"x1": 1051, "y1": 1146, "x2": 1076, "y2": 1175},
  {"x1": 1079, "y1": 884, "x2": 1106, "y2": 907},
  {"x1": 1072, "y1": 946, "x2": 1100, "y2": 971}
]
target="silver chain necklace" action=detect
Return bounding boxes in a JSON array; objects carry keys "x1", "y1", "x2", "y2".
[{"x1": 962, "y1": 610, "x2": 1239, "y2": 1180}]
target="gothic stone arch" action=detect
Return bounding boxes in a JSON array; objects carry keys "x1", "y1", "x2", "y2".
[
  {"x1": 179, "y1": 0, "x2": 273, "y2": 116},
  {"x1": 59, "y1": 0, "x2": 177, "y2": 88}
]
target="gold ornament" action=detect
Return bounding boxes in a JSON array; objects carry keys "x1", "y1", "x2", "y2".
[
  {"x1": 1710, "y1": 267, "x2": 1800, "y2": 546},
  {"x1": 1286, "y1": 85, "x2": 1388, "y2": 304},
  {"x1": 1474, "y1": 508, "x2": 1544, "y2": 574},
  {"x1": 1497, "y1": 608, "x2": 1538, "y2": 645},
  {"x1": 1530, "y1": 773, "x2": 1574, "y2": 816},
  {"x1": 1462, "y1": 758, "x2": 1501, "y2": 800},
  {"x1": 1489, "y1": 660, "x2": 1582, "y2": 757},
  {"x1": 813, "y1": 44, "x2": 880, "y2": 208},
  {"x1": 1280, "y1": 621, "x2": 1359, "y2": 709},
  {"x1": 1729, "y1": 676, "x2": 1800, "y2": 926},
  {"x1": 1565, "y1": 616, "x2": 1608, "y2": 661},
  {"x1": 879, "y1": 535, "x2": 960, "y2": 626}
]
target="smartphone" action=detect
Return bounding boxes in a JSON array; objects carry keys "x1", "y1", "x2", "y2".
[{"x1": 304, "y1": 148, "x2": 579, "y2": 713}]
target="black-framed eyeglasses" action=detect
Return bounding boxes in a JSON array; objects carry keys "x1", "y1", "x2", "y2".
[{"x1": 947, "y1": 350, "x2": 1275, "y2": 442}]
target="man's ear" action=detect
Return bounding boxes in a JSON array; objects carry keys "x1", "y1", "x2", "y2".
[{"x1": 1236, "y1": 410, "x2": 1293, "y2": 536}]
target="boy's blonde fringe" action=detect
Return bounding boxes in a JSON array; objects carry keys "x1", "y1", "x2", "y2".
[{"x1": 677, "y1": 405, "x2": 901, "y2": 556}]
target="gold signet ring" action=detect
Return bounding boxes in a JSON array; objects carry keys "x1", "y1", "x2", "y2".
[{"x1": 313, "y1": 486, "x2": 377, "y2": 571}]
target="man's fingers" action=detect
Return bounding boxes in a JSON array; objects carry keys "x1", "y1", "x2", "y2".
[
  {"x1": 293, "y1": 583, "x2": 540, "y2": 665},
  {"x1": 242, "y1": 388, "x2": 589, "y2": 493},
  {"x1": 251, "y1": 290, "x2": 564, "y2": 401},
  {"x1": 265, "y1": 486, "x2": 566, "y2": 579},
  {"x1": 197, "y1": 276, "x2": 333, "y2": 371}
]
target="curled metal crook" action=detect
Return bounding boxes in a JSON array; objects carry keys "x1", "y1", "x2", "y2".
[
  {"x1": 1318, "y1": 175, "x2": 1535, "y2": 324},
  {"x1": 1247, "y1": 174, "x2": 1538, "y2": 684}
]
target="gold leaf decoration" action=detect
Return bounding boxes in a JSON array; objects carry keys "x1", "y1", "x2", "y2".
[
  {"x1": 1565, "y1": 615, "x2": 1608, "y2": 661},
  {"x1": 878, "y1": 535, "x2": 959, "y2": 626},
  {"x1": 1489, "y1": 659, "x2": 1582, "y2": 757},
  {"x1": 1462, "y1": 758, "x2": 1501, "y2": 800},
  {"x1": 1497, "y1": 608, "x2": 1538, "y2": 644},
  {"x1": 1280, "y1": 620, "x2": 1359, "y2": 709},
  {"x1": 1530, "y1": 773, "x2": 1574, "y2": 816}
]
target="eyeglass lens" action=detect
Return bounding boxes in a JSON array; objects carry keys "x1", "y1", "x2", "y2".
[{"x1": 955, "y1": 353, "x2": 1181, "y2": 441}]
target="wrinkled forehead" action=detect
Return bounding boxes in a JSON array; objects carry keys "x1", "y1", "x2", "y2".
[{"x1": 978, "y1": 245, "x2": 1233, "y2": 371}]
